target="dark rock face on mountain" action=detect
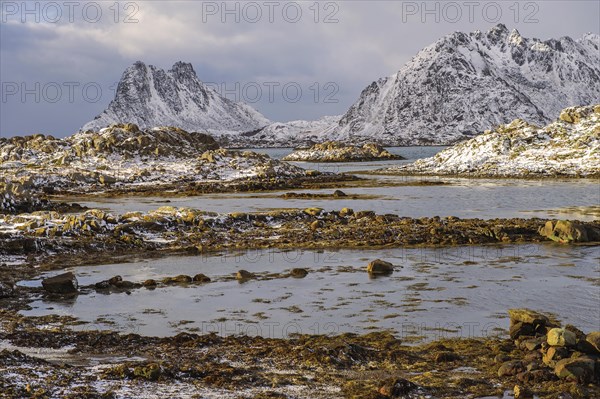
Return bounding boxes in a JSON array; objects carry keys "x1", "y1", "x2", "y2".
[
  {"x1": 331, "y1": 24, "x2": 600, "y2": 145},
  {"x1": 82, "y1": 61, "x2": 270, "y2": 133}
]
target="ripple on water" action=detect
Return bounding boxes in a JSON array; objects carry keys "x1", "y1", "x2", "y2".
[{"x1": 19, "y1": 244, "x2": 600, "y2": 340}]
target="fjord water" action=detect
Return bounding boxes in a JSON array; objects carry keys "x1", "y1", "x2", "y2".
[
  {"x1": 21, "y1": 244, "x2": 600, "y2": 339},
  {"x1": 68, "y1": 147, "x2": 600, "y2": 221}
]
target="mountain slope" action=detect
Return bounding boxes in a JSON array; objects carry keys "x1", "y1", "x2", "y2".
[
  {"x1": 330, "y1": 24, "x2": 600, "y2": 145},
  {"x1": 82, "y1": 61, "x2": 270, "y2": 134}
]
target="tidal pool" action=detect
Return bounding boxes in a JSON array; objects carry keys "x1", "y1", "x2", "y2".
[{"x1": 21, "y1": 243, "x2": 600, "y2": 341}]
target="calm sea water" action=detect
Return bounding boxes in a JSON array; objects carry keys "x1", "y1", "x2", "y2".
[
  {"x1": 21, "y1": 244, "x2": 600, "y2": 339},
  {"x1": 64, "y1": 147, "x2": 599, "y2": 221}
]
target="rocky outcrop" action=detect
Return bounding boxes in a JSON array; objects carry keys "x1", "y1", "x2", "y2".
[
  {"x1": 378, "y1": 105, "x2": 600, "y2": 177},
  {"x1": 282, "y1": 141, "x2": 402, "y2": 162},
  {"x1": 41, "y1": 272, "x2": 79, "y2": 295},
  {"x1": 506, "y1": 308, "x2": 599, "y2": 385},
  {"x1": 0, "y1": 125, "x2": 311, "y2": 195}
]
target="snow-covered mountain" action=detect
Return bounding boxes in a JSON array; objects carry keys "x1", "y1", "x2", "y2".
[
  {"x1": 330, "y1": 24, "x2": 600, "y2": 145},
  {"x1": 82, "y1": 61, "x2": 270, "y2": 134}
]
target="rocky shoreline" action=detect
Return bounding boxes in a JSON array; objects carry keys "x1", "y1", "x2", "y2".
[
  {"x1": 376, "y1": 105, "x2": 600, "y2": 178},
  {"x1": 0, "y1": 124, "x2": 354, "y2": 197},
  {"x1": 0, "y1": 307, "x2": 598, "y2": 399}
]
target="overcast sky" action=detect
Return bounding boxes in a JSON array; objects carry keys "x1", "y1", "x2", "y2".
[{"x1": 1, "y1": 0, "x2": 599, "y2": 137}]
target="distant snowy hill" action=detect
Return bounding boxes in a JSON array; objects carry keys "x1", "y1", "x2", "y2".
[
  {"x1": 220, "y1": 115, "x2": 340, "y2": 148},
  {"x1": 82, "y1": 61, "x2": 270, "y2": 134},
  {"x1": 329, "y1": 24, "x2": 600, "y2": 145}
]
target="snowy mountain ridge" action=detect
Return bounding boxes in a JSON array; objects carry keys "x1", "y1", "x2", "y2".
[
  {"x1": 81, "y1": 61, "x2": 271, "y2": 134},
  {"x1": 329, "y1": 24, "x2": 600, "y2": 145}
]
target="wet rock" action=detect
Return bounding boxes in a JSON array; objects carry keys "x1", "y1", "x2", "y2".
[
  {"x1": 162, "y1": 275, "x2": 192, "y2": 284},
  {"x1": 514, "y1": 384, "x2": 534, "y2": 399},
  {"x1": 355, "y1": 210, "x2": 376, "y2": 219},
  {"x1": 172, "y1": 275, "x2": 192, "y2": 283},
  {"x1": 192, "y1": 274, "x2": 211, "y2": 283},
  {"x1": 508, "y1": 308, "x2": 549, "y2": 326},
  {"x1": 378, "y1": 377, "x2": 418, "y2": 398},
  {"x1": 554, "y1": 356, "x2": 596, "y2": 383},
  {"x1": 434, "y1": 351, "x2": 460, "y2": 363},
  {"x1": 236, "y1": 270, "x2": 256, "y2": 280},
  {"x1": 543, "y1": 346, "x2": 570, "y2": 367},
  {"x1": 0, "y1": 281, "x2": 15, "y2": 298},
  {"x1": 290, "y1": 268, "x2": 308, "y2": 278},
  {"x1": 510, "y1": 322, "x2": 535, "y2": 339},
  {"x1": 547, "y1": 328, "x2": 577, "y2": 347},
  {"x1": 304, "y1": 207, "x2": 323, "y2": 216},
  {"x1": 585, "y1": 332, "x2": 600, "y2": 354},
  {"x1": 498, "y1": 360, "x2": 525, "y2": 377},
  {"x1": 539, "y1": 220, "x2": 600, "y2": 243},
  {"x1": 367, "y1": 259, "x2": 394, "y2": 275},
  {"x1": 42, "y1": 272, "x2": 78, "y2": 294},
  {"x1": 143, "y1": 279, "x2": 157, "y2": 287},
  {"x1": 517, "y1": 368, "x2": 555, "y2": 384},
  {"x1": 521, "y1": 337, "x2": 545, "y2": 351},
  {"x1": 108, "y1": 276, "x2": 123, "y2": 286},
  {"x1": 339, "y1": 207, "x2": 354, "y2": 217},
  {"x1": 133, "y1": 363, "x2": 161, "y2": 381}
]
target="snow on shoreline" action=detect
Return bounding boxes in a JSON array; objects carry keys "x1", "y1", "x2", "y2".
[{"x1": 378, "y1": 105, "x2": 600, "y2": 178}]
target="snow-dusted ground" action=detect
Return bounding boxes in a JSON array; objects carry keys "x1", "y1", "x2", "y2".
[
  {"x1": 0, "y1": 124, "x2": 309, "y2": 194},
  {"x1": 378, "y1": 105, "x2": 600, "y2": 177}
]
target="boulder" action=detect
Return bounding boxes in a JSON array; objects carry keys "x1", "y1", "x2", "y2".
[
  {"x1": 236, "y1": 270, "x2": 255, "y2": 280},
  {"x1": 539, "y1": 220, "x2": 600, "y2": 243},
  {"x1": 498, "y1": 360, "x2": 525, "y2": 377},
  {"x1": 192, "y1": 274, "x2": 211, "y2": 283},
  {"x1": 510, "y1": 322, "x2": 535, "y2": 340},
  {"x1": 585, "y1": 331, "x2": 600, "y2": 354},
  {"x1": 554, "y1": 356, "x2": 596, "y2": 383},
  {"x1": 378, "y1": 378, "x2": 418, "y2": 397},
  {"x1": 542, "y1": 346, "x2": 570, "y2": 367},
  {"x1": 42, "y1": 272, "x2": 78, "y2": 294},
  {"x1": 290, "y1": 268, "x2": 309, "y2": 278},
  {"x1": 547, "y1": 328, "x2": 577, "y2": 347},
  {"x1": 508, "y1": 309, "x2": 549, "y2": 326},
  {"x1": 513, "y1": 384, "x2": 534, "y2": 399},
  {"x1": 367, "y1": 259, "x2": 394, "y2": 275}
]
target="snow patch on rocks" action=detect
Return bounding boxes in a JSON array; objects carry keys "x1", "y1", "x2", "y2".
[{"x1": 378, "y1": 105, "x2": 600, "y2": 177}]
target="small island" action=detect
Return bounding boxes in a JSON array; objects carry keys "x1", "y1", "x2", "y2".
[{"x1": 282, "y1": 141, "x2": 403, "y2": 162}]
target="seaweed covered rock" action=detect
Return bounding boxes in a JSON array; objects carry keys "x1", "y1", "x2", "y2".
[{"x1": 539, "y1": 220, "x2": 600, "y2": 243}]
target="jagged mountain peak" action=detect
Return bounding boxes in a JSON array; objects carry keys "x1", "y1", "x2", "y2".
[
  {"x1": 330, "y1": 27, "x2": 600, "y2": 145},
  {"x1": 82, "y1": 61, "x2": 270, "y2": 134}
]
